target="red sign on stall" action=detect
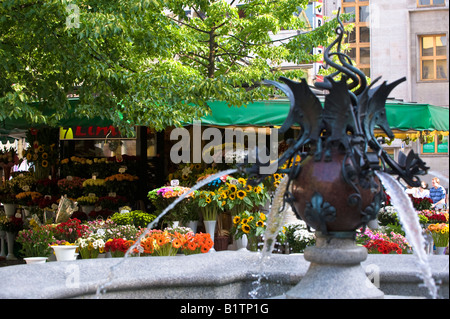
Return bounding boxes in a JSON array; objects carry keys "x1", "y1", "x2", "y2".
[{"x1": 60, "y1": 126, "x2": 124, "y2": 140}]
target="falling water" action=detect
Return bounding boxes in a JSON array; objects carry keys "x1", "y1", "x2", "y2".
[
  {"x1": 95, "y1": 168, "x2": 238, "y2": 297},
  {"x1": 249, "y1": 174, "x2": 290, "y2": 299},
  {"x1": 375, "y1": 171, "x2": 439, "y2": 299}
]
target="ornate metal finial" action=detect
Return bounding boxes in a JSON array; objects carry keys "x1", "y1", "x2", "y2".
[{"x1": 244, "y1": 9, "x2": 429, "y2": 235}]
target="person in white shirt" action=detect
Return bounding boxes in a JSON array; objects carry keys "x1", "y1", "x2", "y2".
[{"x1": 413, "y1": 181, "x2": 430, "y2": 199}]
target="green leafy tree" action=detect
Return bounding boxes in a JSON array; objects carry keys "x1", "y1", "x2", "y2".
[{"x1": 1, "y1": 0, "x2": 341, "y2": 135}]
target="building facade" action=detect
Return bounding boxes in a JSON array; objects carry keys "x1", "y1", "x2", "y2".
[{"x1": 322, "y1": 0, "x2": 449, "y2": 187}]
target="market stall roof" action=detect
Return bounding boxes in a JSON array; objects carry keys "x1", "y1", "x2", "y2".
[
  {"x1": 199, "y1": 100, "x2": 449, "y2": 132},
  {"x1": 1, "y1": 98, "x2": 448, "y2": 136}
]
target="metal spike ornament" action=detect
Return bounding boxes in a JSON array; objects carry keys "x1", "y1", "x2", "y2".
[{"x1": 245, "y1": 9, "x2": 429, "y2": 238}]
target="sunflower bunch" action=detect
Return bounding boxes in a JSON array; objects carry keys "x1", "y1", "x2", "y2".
[
  {"x1": 231, "y1": 210, "x2": 266, "y2": 240},
  {"x1": 218, "y1": 177, "x2": 270, "y2": 215},
  {"x1": 192, "y1": 189, "x2": 225, "y2": 221},
  {"x1": 23, "y1": 128, "x2": 59, "y2": 179}
]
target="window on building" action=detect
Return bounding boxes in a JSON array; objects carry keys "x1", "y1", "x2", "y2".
[
  {"x1": 342, "y1": 0, "x2": 370, "y2": 77},
  {"x1": 421, "y1": 132, "x2": 449, "y2": 154},
  {"x1": 420, "y1": 34, "x2": 448, "y2": 81},
  {"x1": 417, "y1": 0, "x2": 445, "y2": 7}
]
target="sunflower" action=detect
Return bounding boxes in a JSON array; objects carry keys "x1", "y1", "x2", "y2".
[
  {"x1": 228, "y1": 184, "x2": 238, "y2": 193},
  {"x1": 246, "y1": 184, "x2": 253, "y2": 192},
  {"x1": 242, "y1": 224, "x2": 251, "y2": 233},
  {"x1": 205, "y1": 197, "x2": 212, "y2": 204},
  {"x1": 41, "y1": 160, "x2": 49, "y2": 168},
  {"x1": 256, "y1": 220, "x2": 264, "y2": 227},
  {"x1": 241, "y1": 218, "x2": 249, "y2": 225},
  {"x1": 254, "y1": 186, "x2": 262, "y2": 194},
  {"x1": 229, "y1": 193, "x2": 236, "y2": 200},
  {"x1": 26, "y1": 153, "x2": 32, "y2": 161},
  {"x1": 259, "y1": 212, "x2": 266, "y2": 221},
  {"x1": 238, "y1": 178, "x2": 246, "y2": 186},
  {"x1": 236, "y1": 190, "x2": 246, "y2": 200},
  {"x1": 233, "y1": 216, "x2": 241, "y2": 224},
  {"x1": 42, "y1": 152, "x2": 48, "y2": 160}
]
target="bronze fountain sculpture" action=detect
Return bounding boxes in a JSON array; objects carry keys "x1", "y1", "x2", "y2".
[{"x1": 244, "y1": 10, "x2": 429, "y2": 298}]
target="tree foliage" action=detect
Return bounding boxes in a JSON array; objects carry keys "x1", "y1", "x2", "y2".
[{"x1": 1, "y1": 0, "x2": 342, "y2": 135}]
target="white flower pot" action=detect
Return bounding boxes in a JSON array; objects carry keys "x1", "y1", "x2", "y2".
[
  {"x1": 435, "y1": 246, "x2": 447, "y2": 255},
  {"x1": 24, "y1": 257, "x2": 48, "y2": 264},
  {"x1": 51, "y1": 245, "x2": 79, "y2": 261},
  {"x1": 3, "y1": 204, "x2": 16, "y2": 217},
  {"x1": 203, "y1": 220, "x2": 216, "y2": 252}
]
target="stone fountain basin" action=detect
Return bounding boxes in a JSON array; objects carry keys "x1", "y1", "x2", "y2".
[{"x1": 0, "y1": 251, "x2": 448, "y2": 299}]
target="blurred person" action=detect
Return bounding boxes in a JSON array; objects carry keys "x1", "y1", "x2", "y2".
[{"x1": 429, "y1": 178, "x2": 446, "y2": 210}]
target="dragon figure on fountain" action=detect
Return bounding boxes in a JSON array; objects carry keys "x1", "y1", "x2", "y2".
[{"x1": 244, "y1": 10, "x2": 429, "y2": 237}]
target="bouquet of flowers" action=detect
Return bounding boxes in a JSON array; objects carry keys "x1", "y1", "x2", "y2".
[
  {"x1": 82, "y1": 178, "x2": 107, "y2": 197},
  {"x1": 427, "y1": 223, "x2": 449, "y2": 247},
  {"x1": 23, "y1": 128, "x2": 59, "y2": 179},
  {"x1": 0, "y1": 146, "x2": 20, "y2": 169},
  {"x1": 219, "y1": 177, "x2": 270, "y2": 215},
  {"x1": 97, "y1": 195, "x2": 128, "y2": 210},
  {"x1": 110, "y1": 210, "x2": 157, "y2": 228},
  {"x1": 408, "y1": 194, "x2": 433, "y2": 211},
  {"x1": 167, "y1": 163, "x2": 206, "y2": 187},
  {"x1": 15, "y1": 191, "x2": 42, "y2": 206},
  {"x1": 357, "y1": 227, "x2": 410, "y2": 254},
  {"x1": 231, "y1": 210, "x2": 266, "y2": 240},
  {"x1": 104, "y1": 238, "x2": 134, "y2": 257},
  {"x1": 148, "y1": 186, "x2": 194, "y2": 223},
  {"x1": 420, "y1": 210, "x2": 448, "y2": 224},
  {"x1": 192, "y1": 190, "x2": 224, "y2": 221},
  {"x1": 57, "y1": 176, "x2": 85, "y2": 198},
  {"x1": 75, "y1": 234, "x2": 106, "y2": 259},
  {"x1": 104, "y1": 173, "x2": 139, "y2": 200},
  {"x1": 283, "y1": 220, "x2": 316, "y2": 253},
  {"x1": 16, "y1": 226, "x2": 55, "y2": 257},
  {"x1": 0, "y1": 216, "x2": 23, "y2": 233},
  {"x1": 52, "y1": 218, "x2": 89, "y2": 243},
  {"x1": 139, "y1": 229, "x2": 214, "y2": 256},
  {"x1": 76, "y1": 195, "x2": 98, "y2": 206}
]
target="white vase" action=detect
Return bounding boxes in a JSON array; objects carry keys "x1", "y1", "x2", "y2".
[
  {"x1": 6, "y1": 231, "x2": 17, "y2": 260},
  {"x1": 186, "y1": 220, "x2": 198, "y2": 233},
  {"x1": 203, "y1": 220, "x2": 216, "y2": 249},
  {"x1": 435, "y1": 246, "x2": 447, "y2": 255},
  {"x1": 235, "y1": 234, "x2": 248, "y2": 251},
  {"x1": 51, "y1": 245, "x2": 79, "y2": 261},
  {"x1": 3, "y1": 203, "x2": 16, "y2": 217},
  {"x1": 24, "y1": 257, "x2": 48, "y2": 264},
  {"x1": 172, "y1": 221, "x2": 180, "y2": 228}
]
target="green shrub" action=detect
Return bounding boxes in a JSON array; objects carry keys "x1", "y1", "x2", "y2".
[{"x1": 111, "y1": 210, "x2": 157, "y2": 228}]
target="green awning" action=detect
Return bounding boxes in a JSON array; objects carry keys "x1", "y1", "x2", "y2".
[
  {"x1": 199, "y1": 100, "x2": 449, "y2": 132},
  {"x1": 1, "y1": 98, "x2": 448, "y2": 134}
]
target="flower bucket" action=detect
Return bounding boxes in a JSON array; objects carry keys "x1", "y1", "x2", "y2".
[
  {"x1": 81, "y1": 205, "x2": 95, "y2": 214},
  {"x1": 203, "y1": 220, "x2": 216, "y2": 243},
  {"x1": 3, "y1": 204, "x2": 16, "y2": 217},
  {"x1": 186, "y1": 221, "x2": 198, "y2": 233},
  {"x1": 435, "y1": 246, "x2": 447, "y2": 255},
  {"x1": 24, "y1": 257, "x2": 48, "y2": 264},
  {"x1": 51, "y1": 245, "x2": 78, "y2": 261},
  {"x1": 235, "y1": 234, "x2": 248, "y2": 251}
]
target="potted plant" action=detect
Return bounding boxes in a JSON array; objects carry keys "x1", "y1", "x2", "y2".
[
  {"x1": 0, "y1": 215, "x2": 23, "y2": 260},
  {"x1": 427, "y1": 223, "x2": 449, "y2": 255},
  {"x1": 283, "y1": 220, "x2": 316, "y2": 253},
  {"x1": 16, "y1": 226, "x2": 55, "y2": 262},
  {"x1": 75, "y1": 235, "x2": 106, "y2": 259}
]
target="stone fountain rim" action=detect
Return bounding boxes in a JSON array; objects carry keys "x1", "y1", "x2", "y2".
[{"x1": 0, "y1": 251, "x2": 448, "y2": 299}]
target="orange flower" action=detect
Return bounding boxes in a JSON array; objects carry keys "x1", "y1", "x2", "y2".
[{"x1": 172, "y1": 238, "x2": 182, "y2": 249}]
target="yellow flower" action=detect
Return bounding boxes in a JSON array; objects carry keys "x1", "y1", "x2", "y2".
[
  {"x1": 233, "y1": 216, "x2": 241, "y2": 225},
  {"x1": 38, "y1": 145, "x2": 44, "y2": 152},
  {"x1": 241, "y1": 218, "x2": 249, "y2": 225},
  {"x1": 238, "y1": 178, "x2": 246, "y2": 186},
  {"x1": 228, "y1": 184, "x2": 237, "y2": 193},
  {"x1": 242, "y1": 224, "x2": 251, "y2": 233},
  {"x1": 42, "y1": 152, "x2": 48, "y2": 160},
  {"x1": 236, "y1": 190, "x2": 246, "y2": 200},
  {"x1": 26, "y1": 153, "x2": 32, "y2": 161},
  {"x1": 229, "y1": 193, "x2": 236, "y2": 200},
  {"x1": 256, "y1": 220, "x2": 264, "y2": 227},
  {"x1": 254, "y1": 186, "x2": 262, "y2": 194},
  {"x1": 259, "y1": 212, "x2": 266, "y2": 221},
  {"x1": 41, "y1": 160, "x2": 49, "y2": 168}
]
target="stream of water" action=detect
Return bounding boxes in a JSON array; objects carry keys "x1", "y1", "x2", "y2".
[
  {"x1": 95, "y1": 168, "x2": 238, "y2": 297},
  {"x1": 375, "y1": 171, "x2": 439, "y2": 299}
]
